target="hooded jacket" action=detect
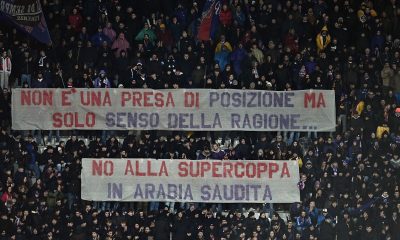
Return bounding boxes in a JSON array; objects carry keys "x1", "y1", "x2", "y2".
[
  {"x1": 316, "y1": 26, "x2": 331, "y2": 53},
  {"x1": 93, "y1": 70, "x2": 111, "y2": 88},
  {"x1": 112, "y1": 33, "x2": 130, "y2": 58}
]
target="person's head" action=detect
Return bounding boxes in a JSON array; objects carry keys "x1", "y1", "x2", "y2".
[
  {"x1": 257, "y1": 149, "x2": 263, "y2": 156},
  {"x1": 1, "y1": 50, "x2": 7, "y2": 57},
  {"x1": 301, "y1": 174, "x2": 307, "y2": 181},
  {"x1": 322, "y1": 208, "x2": 328, "y2": 215},
  {"x1": 99, "y1": 70, "x2": 106, "y2": 78},
  {"x1": 308, "y1": 149, "x2": 314, "y2": 155},
  {"x1": 301, "y1": 210, "x2": 307, "y2": 217},
  {"x1": 321, "y1": 26, "x2": 328, "y2": 36},
  {"x1": 212, "y1": 143, "x2": 219, "y2": 151},
  {"x1": 220, "y1": 35, "x2": 226, "y2": 42},
  {"x1": 91, "y1": 231, "x2": 98, "y2": 238}
]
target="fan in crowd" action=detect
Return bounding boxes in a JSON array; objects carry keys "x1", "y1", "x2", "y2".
[{"x1": 0, "y1": 0, "x2": 399, "y2": 239}]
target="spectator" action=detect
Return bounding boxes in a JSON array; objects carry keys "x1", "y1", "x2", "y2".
[
  {"x1": 157, "y1": 24, "x2": 174, "y2": 52},
  {"x1": 317, "y1": 208, "x2": 329, "y2": 225},
  {"x1": 135, "y1": 22, "x2": 157, "y2": 44},
  {"x1": 210, "y1": 143, "x2": 225, "y2": 160},
  {"x1": 219, "y1": 4, "x2": 233, "y2": 28},
  {"x1": 0, "y1": 50, "x2": 11, "y2": 90},
  {"x1": 68, "y1": 8, "x2": 83, "y2": 32},
  {"x1": 233, "y1": 5, "x2": 245, "y2": 27},
  {"x1": 93, "y1": 70, "x2": 111, "y2": 88},
  {"x1": 319, "y1": 217, "x2": 335, "y2": 240},
  {"x1": 91, "y1": 26, "x2": 111, "y2": 47},
  {"x1": 295, "y1": 210, "x2": 312, "y2": 232},
  {"x1": 103, "y1": 22, "x2": 116, "y2": 43},
  {"x1": 111, "y1": 33, "x2": 130, "y2": 58},
  {"x1": 0, "y1": 0, "x2": 399, "y2": 239},
  {"x1": 381, "y1": 62, "x2": 394, "y2": 95},
  {"x1": 230, "y1": 43, "x2": 247, "y2": 76},
  {"x1": 250, "y1": 43, "x2": 264, "y2": 64},
  {"x1": 31, "y1": 72, "x2": 49, "y2": 88},
  {"x1": 316, "y1": 26, "x2": 331, "y2": 53},
  {"x1": 361, "y1": 225, "x2": 378, "y2": 240}
]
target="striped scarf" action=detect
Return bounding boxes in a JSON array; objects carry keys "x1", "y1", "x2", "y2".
[{"x1": 0, "y1": 57, "x2": 11, "y2": 72}]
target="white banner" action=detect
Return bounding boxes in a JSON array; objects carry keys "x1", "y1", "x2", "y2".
[
  {"x1": 12, "y1": 88, "x2": 335, "y2": 131},
  {"x1": 81, "y1": 158, "x2": 300, "y2": 203}
]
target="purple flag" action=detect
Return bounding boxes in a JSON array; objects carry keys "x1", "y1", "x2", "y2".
[{"x1": 0, "y1": 0, "x2": 52, "y2": 44}]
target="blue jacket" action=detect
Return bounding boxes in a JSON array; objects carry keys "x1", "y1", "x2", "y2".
[
  {"x1": 31, "y1": 78, "x2": 49, "y2": 88},
  {"x1": 296, "y1": 216, "x2": 312, "y2": 231},
  {"x1": 91, "y1": 32, "x2": 111, "y2": 47},
  {"x1": 93, "y1": 77, "x2": 111, "y2": 88},
  {"x1": 230, "y1": 48, "x2": 247, "y2": 76},
  {"x1": 214, "y1": 50, "x2": 230, "y2": 71},
  {"x1": 317, "y1": 214, "x2": 326, "y2": 225}
]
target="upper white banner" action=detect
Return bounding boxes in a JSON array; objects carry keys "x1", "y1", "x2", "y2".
[{"x1": 12, "y1": 88, "x2": 336, "y2": 131}]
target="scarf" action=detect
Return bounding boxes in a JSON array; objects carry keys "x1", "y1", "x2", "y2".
[{"x1": 0, "y1": 57, "x2": 11, "y2": 72}]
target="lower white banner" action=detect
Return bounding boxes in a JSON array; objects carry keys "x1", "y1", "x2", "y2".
[{"x1": 81, "y1": 158, "x2": 300, "y2": 203}]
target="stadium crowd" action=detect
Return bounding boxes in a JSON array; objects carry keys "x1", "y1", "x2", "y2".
[{"x1": 0, "y1": 0, "x2": 400, "y2": 239}]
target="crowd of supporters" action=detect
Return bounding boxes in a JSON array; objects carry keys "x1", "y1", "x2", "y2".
[{"x1": 0, "y1": 0, "x2": 400, "y2": 239}]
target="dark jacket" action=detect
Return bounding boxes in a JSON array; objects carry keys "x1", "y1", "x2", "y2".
[
  {"x1": 154, "y1": 212, "x2": 171, "y2": 240},
  {"x1": 319, "y1": 221, "x2": 335, "y2": 240},
  {"x1": 335, "y1": 219, "x2": 351, "y2": 240}
]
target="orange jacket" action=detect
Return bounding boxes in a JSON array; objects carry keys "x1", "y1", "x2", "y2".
[{"x1": 316, "y1": 26, "x2": 331, "y2": 53}]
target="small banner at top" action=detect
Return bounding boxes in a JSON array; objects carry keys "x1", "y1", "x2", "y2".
[
  {"x1": 0, "y1": 0, "x2": 52, "y2": 44},
  {"x1": 11, "y1": 88, "x2": 336, "y2": 131}
]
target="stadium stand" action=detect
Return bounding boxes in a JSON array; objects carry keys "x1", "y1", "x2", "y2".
[{"x1": 0, "y1": 0, "x2": 399, "y2": 239}]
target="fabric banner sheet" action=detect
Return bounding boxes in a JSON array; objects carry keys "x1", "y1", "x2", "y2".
[
  {"x1": 12, "y1": 88, "x2": 335, "y2": 131},
  {"x1": 81, "y1": 158, "x2": 300, "y2": 203}
]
